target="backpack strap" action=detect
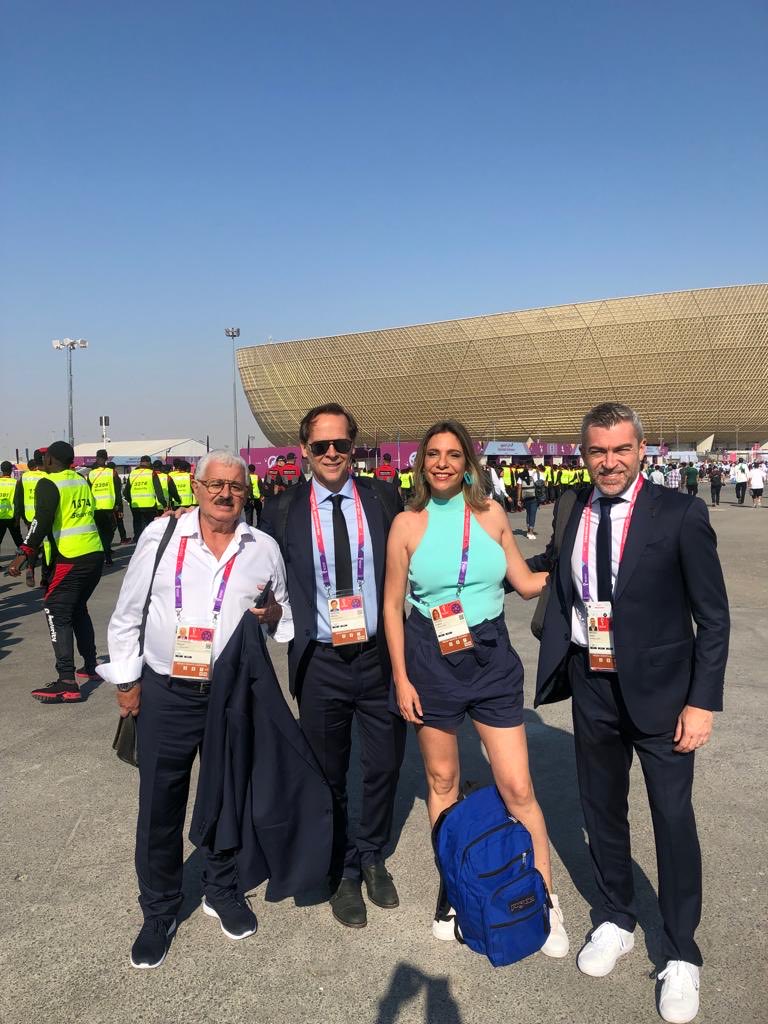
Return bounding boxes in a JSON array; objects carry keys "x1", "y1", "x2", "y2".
[{"x1": 138, "y1": 516, "x2": 178, "y2": 656}]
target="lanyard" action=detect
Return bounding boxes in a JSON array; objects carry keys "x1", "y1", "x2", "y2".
[
  {"x1": 456, "y1": 504, "x2": 472, "y2": 595},
  {"x1": 580, "y1": 476, "x2": 643, "y2": 602},
  {"x1": 174, "y1": 536, "x2": 238, "y2": 621},
  {"x1": 310, "y1": 482, "x2": 366, "y2": 594}
]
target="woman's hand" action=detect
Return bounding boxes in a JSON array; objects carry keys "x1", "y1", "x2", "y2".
[{"x1": 395, "y1": 678, "x2": 424, "y2": 724}]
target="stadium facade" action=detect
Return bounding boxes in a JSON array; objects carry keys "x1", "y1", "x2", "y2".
[{"x1": 238, "y1": 284, "x2": 768, "y2": 448}]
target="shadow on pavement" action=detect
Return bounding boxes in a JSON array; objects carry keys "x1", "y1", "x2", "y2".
[{"x1": 374, "y1": 962, "x2": 463, "y2": 1024}]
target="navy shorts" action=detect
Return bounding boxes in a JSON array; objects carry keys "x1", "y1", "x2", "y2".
[{"x1": 389, "y1": 610, "x2": 524, "y2": 730}]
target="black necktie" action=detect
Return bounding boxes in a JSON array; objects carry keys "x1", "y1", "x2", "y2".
[
  {"x1": 330, "y1": 494, "x2": 353, "y2": 592},
  {"x1": 596, "y1": 497, "x2": 621, "y2": 602}
]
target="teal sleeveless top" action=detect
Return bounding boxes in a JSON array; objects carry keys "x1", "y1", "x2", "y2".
[{"x1": 408, "y1": 492, "x2": 507, "y2": 626}]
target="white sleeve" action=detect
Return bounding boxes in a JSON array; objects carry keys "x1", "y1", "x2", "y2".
[
  {"x1": 96, "y1": 526, "x2": 162, "y2": 685},
  {"x1": 269, "y1": 543, "x2": 294, "y2": 643}
]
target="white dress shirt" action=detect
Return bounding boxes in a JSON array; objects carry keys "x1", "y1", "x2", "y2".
[
  {"x1": 97, "y1": 510, "x2": 293, "y2": 685},
  {"x1": 570, "y1": 478, "x2": 639, "y2": 647}
]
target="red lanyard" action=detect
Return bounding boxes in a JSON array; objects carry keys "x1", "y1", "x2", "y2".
[
  {"x1": 174, "y1": 536, "x2": 238, "y2": 620},
  {"x1": 309, "y1": 482, "x2": 366, "y2": 594},
  {"x1": 580, "y1": 476, "x2": 643, "y2": 602}
]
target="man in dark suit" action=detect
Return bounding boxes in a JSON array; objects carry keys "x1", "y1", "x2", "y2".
[
  {"x1": 531, "y1": 402, "x2": 728, "y2": 1024},
  {"x1": 260, "y1": 403, "x2": 406, "y2": 929}
]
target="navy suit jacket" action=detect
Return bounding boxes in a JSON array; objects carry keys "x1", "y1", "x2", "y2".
[
  {"x1": 189, "y1": 612, "x2": 333, "y2": 897},
  {"x1": 531, "y1": 481, "x2": 730, "y2": 734},
  {"x1": 260, "y1": 475, "x2": 402, "y2": 696}
]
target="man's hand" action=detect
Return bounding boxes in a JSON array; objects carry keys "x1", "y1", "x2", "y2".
[
  {"x1": 249, "y1": 590, "x2": 283, "y2": 629},
  {"x1": 673, "y1": 705, "x2": 714, "y2": 753},
  {"x1": 6, "y1": 553, "x2": 27, "y2": 578},
  {"x1": 116, "y1": 684, "x2": 141, "y2": 718}
]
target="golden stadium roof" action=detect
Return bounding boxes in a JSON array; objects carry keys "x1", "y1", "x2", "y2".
[{"x1": 238, "y1": 284, "x2": 768, "y2": 447}]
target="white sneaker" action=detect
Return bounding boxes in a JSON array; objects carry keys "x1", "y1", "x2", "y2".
[
  {"x1": 577, "y1": 921, "x2": 635, "y2": 977},
  {"x1": 526, "y1": 531, "x2": 536, "y2": 540},
  {"x1": 540, "y1": 893, "x2": 569, "y2": 958},
  {"x1": 432, "y1": 907, "x2": 457, "y2": 941},
  {"x1": 658, "y1": 961, "x2": 700, "y2": 1023}
]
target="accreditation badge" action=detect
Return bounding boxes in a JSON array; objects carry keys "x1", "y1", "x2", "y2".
[
  {"x1": 170, "y1": 622, "x2": 215, "y2": 680},
  {"x1": 329, "y1": 593, "x2": 369, "y2": 646},
  {"x1": 585, "y1": 601, "x2": 616, "y2": 672},
  {"x1": 430, "y1": 600, "x2": 474, "y2": 656}
]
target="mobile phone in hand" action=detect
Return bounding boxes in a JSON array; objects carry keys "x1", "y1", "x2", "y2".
[{"x1": 253, "y1": 579, "x2": 273, "y2": 608}]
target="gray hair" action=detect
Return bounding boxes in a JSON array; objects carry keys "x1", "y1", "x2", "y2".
[
  {"x1": 194, "y1": 449, "x2": 249, "y2": 484},
  {"x1": 581, "y1": 402, "x2": 644, "y2": 444}
]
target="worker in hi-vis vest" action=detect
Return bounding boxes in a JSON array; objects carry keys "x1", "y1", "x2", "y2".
[
  {"x1": 20, "y1": 454, "x2": 51, "y2": 587},
  {"x1": 124, "y1": 455, "x2": 165, "y2": 542},
  {"x1": 88, "y1": 448, "x2": 124, "y2": 566},
  {"x1": 7, "y1": 441, "x2": 104, "y2": 705},
  {"x1": 169, "y1": 460, "x2": 197, "y2": 509},
  {"x1": 246, "y1": 464, "x2": 263, "y2": 527}
]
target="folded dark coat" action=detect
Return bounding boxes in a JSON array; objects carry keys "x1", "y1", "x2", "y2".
[{"x1": 189, "y1": 611, "x2": 333, "y2": 897}]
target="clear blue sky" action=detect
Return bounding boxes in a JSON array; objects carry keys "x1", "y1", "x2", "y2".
[{"x1": 2, "y1": 0, "x2": 766, "y2": 454}]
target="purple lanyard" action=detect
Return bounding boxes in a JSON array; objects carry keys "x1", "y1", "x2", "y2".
[
  {"x1": 174, "y1": 536, "x2": 238, "y2": 620},
  {"x1": 456, "y1": 505, "x2": 471, "y2": 595}
]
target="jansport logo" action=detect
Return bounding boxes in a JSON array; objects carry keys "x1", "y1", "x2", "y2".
[{"x1": 508, "y1": 894, "x2": 536, "y2": 914}]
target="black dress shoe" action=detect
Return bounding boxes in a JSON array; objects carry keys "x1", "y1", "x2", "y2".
[
  {"x1": 330, "y1": 877, "x2": 367, "y2": 928},
  {"x1": 362, "y1": 862, "x2": 400, "y2": 909}
]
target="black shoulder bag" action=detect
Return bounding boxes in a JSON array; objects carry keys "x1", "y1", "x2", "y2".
[{"x1": 112, "y1": 517, "x2": 178, "y2": 767}]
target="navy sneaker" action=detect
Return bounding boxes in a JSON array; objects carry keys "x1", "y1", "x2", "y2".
[
  {"x1": 130, "y1": 917, "x2": 177, "y2": 969},
  {"x1": 202, "y1": 893, "x2": 257, "y2": 940}
]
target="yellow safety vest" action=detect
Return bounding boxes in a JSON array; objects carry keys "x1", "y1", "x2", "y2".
[
  {"x1": 0, "y1": 476, "x2": 16, "y2": 520},
  {"x1": 129, "y1": 467, "x2": 157, "y2": 508},
  {"x1": 169, "y1": 470, "x2": 197, "y2": 506},
  {"x1": 250, "y1": 474, "x2": 261, "y2": 500},
  {"x1": 21, "y1": 471, "x2": 45, "y2": 520},
  {"x1": 88, "y1": 466, "x2": 116, "y2": 510},
  {"x1": 400, "y1": 471, "x2": 413, "y2": 490},
  {"x1": 501, "y1": 467, "x2": 512, "y2": 486},
  {"x1": 155, "y1": 472, "x2": 170, "y2": 509},
  {"x1": 47, "y1": 470, "x2": 103, "y2": 557}
]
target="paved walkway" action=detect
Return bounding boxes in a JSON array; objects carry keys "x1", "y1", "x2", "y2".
[{"x1": 1, "y1": 499, "x2": 765, "y2": 1024}]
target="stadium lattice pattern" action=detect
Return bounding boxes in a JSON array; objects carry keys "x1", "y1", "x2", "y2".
[{"x1": 238, "y1": 284, "x2": 768, "y2": 447}]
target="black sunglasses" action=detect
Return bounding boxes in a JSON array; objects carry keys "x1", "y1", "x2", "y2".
[{"x1": 308, "y1": 438, "x2": 353, "y2": 456}]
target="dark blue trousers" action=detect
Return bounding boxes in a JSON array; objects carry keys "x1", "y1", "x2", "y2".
[
  {"x1": 297, "y1": 643, "x2": 406, "y2": 882},
  {"x1": 135, "y1": 666, "x2": 238, "y2": 920},
  {"x1": 569, "y1": 649, "x2": 702, "y2": 965}
]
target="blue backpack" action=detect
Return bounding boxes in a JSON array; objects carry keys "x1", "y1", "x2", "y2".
[{"x1": 433, "y1": 785, "x2": 550, "y2": 967}]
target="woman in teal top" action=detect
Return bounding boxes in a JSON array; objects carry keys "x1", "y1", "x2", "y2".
[{"x1": 384, "y1": 419, "x2": 569, "y2": 956}]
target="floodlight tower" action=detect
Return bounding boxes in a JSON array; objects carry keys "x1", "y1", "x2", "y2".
[
  {"x1": 224, "y1": 327, "x2": 240, "y2": 453},
  {"x1": 52, "y1": 338, "x2": 89, "y2": 446}
]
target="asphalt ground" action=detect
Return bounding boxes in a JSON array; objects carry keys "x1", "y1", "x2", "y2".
[{"x1": 0, "y1": 494, "x2": 766, "y2": 1024}]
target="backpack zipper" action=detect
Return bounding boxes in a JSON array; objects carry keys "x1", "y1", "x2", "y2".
[
  {"x1": 489, "y1": 906, "x2": 546, "y2": 929},
  {"x1": 477, "y1": 849, "x2": 530, "y2": 879},
  {"x1": 461, "y1": 820, "x2": 517, "y2": 864}
]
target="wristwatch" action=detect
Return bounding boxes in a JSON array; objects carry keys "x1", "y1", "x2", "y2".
[{"x1": 116, "y1": 681, "x2": 138, "y2": 692}]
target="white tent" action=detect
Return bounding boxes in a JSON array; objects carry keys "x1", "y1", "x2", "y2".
[{"x1": 74, "y1": 439, "x2": 208, "y2": 465}]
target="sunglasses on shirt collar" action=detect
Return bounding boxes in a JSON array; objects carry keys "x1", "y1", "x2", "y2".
[{"x1": 308, "y1": 438, "x2": 353, "y2": 456}]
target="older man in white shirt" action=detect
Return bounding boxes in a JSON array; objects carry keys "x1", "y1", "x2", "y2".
[{"x1": 98, "y1": 450, "x2": 291, "y2": 970}]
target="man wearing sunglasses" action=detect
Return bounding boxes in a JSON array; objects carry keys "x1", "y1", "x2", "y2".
[{"x1": 260, "y1": 403, "x2": 406, "y2": 929}]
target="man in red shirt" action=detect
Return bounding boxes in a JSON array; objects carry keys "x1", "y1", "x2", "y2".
[{"x1": 373, "y1": 453, "x2": 398, "y2": 485}]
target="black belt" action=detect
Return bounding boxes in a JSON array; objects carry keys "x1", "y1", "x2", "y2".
[
  {"x1": 167, "y1": 676, "x2": 211, "y2": 695},
  {"x1": 313, "y1": 636, "x2": 378, "y2": 659}
]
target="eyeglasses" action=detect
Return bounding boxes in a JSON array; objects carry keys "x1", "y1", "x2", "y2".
[
  {"x1": 195, "y1": 479, "x2": 247, "y2": 496},
  {"x1": 308, "y1": 438, "x2": 353, "y2": 456}
]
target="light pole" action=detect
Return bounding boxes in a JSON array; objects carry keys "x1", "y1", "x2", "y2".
[
  {"x1": 224, "y1": 327, "x2": 240, "y2": 453},
  {"x1": 52, "y1": 338, "x2": 88, "y2": 446}
]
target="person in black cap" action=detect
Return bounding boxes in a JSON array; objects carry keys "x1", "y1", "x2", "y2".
[
  {"x1": 8, "y1": 441, "x2": 105, "y2": 703},
  {"x1": 87, "y1": 449, "x2": 124, "y2": 566},
  {"x1": 0, "y1": 459, "x2": 23, "y2": 555}
]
